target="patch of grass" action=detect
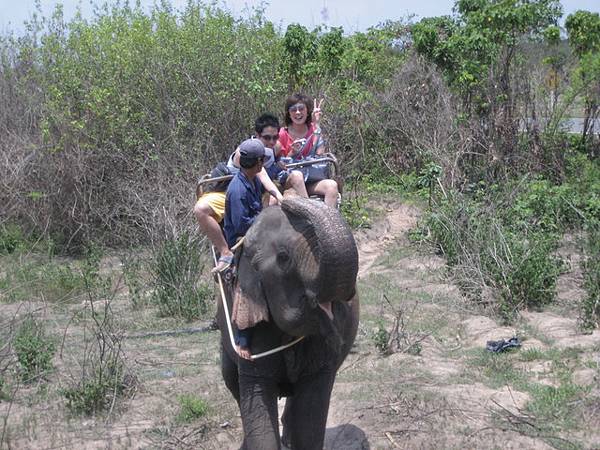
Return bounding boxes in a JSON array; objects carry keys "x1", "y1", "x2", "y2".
[
  {"x1": 63, "y1": 366, "x2": 125, "y2": 415},
  {"x1": 13, "y1": 317, "x2": 56, "y2": 383},
  {"x1": 151, "y1": 232, "x2": 212, "y2": 321},
  {"x1": 422, "y1": 188, "x2": 564, "y2": 323},
  {"x1": 121, "y1": 252, "x2": 148, "y2": 309},
  {"x1": 579, "y1": 221, "x2": 600, "y2": 331},
  {"x1": 0, "y1": 375, "x2": 7, "y2": 401},
  {"x1": 515, "y1": 321, "x2": 555, "y2": 346},
  {"x1": 583, "y1": 358, "x2": 599, "y2": 370},
  {"x1": 340, "y1": 198, "x2": 374, "y2": 229},
  {"x1": 0, "y1": 256, "x2": 86, "y2": 303},
  {"x1": 518, "y1": 347, "x2": 550, "y2": 362},
  {"x1": 526, "y1": 382, "x2": 586, "y2": 429},
  {"x1": 466, "y1": 343, "x2": 589, "y2": 444},
  {"x1": 518, "y1": 347, "x2": 584, "y2": 363},
  {"x1": 374, "y1": 238, "x2": 414, "y2": 269},
  {"x1": 176, "y1": 394, "x2": 209, "y2": 423},
  {"x1": 358, "y1": 274, "x2": 402, "y2": 307},
  {"x1": 62, "y1": 264, "x2": 136, "y2": 416},
  {"x1": 0, "y1": 224, "x2": 29, "y2": 255},
  {"x1": 372, "y1": 319, "x2": 390, "y2": 354},
  {"x1": 341, "y1": 172, "x2": 424, "y2": 230},
  {"x1": 466, "y1": 349, "x2": 530, "y2": 391}
]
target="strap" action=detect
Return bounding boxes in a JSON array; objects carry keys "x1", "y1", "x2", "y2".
[{"x1": 307, "y1": 134, "x2": 324, "y2": 158}]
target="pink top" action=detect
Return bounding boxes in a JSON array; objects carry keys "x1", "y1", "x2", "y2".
[{"x1": 278, "y1": 124, "x2": 319, "y2": 160}]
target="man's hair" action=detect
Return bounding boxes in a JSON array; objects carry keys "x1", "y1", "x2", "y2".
[
  {"x1": 239, "y1": 156, "x2": 259, "y2": 169},
  {"x1": 255, "y1": 113, "x2": 280, "y2": 135}
]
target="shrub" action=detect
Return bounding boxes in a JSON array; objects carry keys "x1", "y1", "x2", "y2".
[
  {"x1": 13, "y1": 318, "x2": 55, "y2": 383},
  {"x1": 176, "y1": 394, "x2": 209, "y2": 423},
  {"x1": 62, "y1": 362, "x2": 127, "y2": 415},
  {"x1": 493, "y1": 231, "x2": 563, "y2": 320},
  {"x1": 340, "y1": 197, "x2": 372, "y2": 230},
  {"x1": 0, "y1": 224, "x2": 27, "y2": 255},
  {"x1": 62, "y1": 300, "x2": 135, "y2": 416},
  {"x1": 423, "y1": 190, "x2": 563, "y2": 321},
  {"x1": 151, "y1": 232, "x2": 212, "y2": 321},
  {"x1": 121, "y1": 253, "x2": 147, "y2": 309},
  {"x1": 372, "y1": 320, "x2": 390, "y2": 354},
  {"x1": 579, "y1": 221, "x2": 600, "y2": 331}
]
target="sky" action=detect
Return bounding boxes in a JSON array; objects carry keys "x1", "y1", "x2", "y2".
[{"x1": 1, "y1": 0, "x2": 599, "y2": 34}]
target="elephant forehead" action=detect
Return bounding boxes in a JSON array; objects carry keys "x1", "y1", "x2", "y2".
[
  {"x1": 249, "y1": 207, "x2": 286, "y2": 236},
  {"x1": 291, "y1": 233, "x2": 319, "y2": 283}
]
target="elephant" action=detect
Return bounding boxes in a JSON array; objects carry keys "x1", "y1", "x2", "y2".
[{"x1": 216, "y1": 196, "x2": 359, "y2": 450}]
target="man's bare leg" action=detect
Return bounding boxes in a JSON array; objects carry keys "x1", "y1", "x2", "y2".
[{"x1": 194, "y1": 201, "x2": 232, "y2": 270}]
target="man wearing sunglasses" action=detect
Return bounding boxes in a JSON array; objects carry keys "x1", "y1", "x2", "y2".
[
  {"x1": 250, "y1": 114, "x2": 308, "y2": 203},
  {"x1": 195, "y1": 114, "x2": 285, "y2": 273}
]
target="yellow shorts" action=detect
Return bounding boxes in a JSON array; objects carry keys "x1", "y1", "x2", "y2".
[{"x1": 196, "y1": 191, "x2": 226, "y2": 223}]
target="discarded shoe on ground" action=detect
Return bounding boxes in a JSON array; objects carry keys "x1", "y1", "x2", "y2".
[{"x1": 486, "y1": 336, "x2": 522, "y2": 353}]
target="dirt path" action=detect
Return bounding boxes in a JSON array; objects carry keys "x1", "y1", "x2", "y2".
[
  {"x1": 354, "y1": 203, "x2": 421, "y2": 279},
  {"x1": 2, "y1": 202, "x2": 599, "y2": 449},
  {"x1": 324, "y1": 202, "x2": 600, "y2": 450}
]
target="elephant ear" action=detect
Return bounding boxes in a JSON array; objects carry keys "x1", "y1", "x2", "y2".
[{"x1": 234, "y1": 247, "x2": 270, "y2": 329}]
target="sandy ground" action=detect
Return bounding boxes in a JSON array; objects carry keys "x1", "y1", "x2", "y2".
[{"x1": 1, "y1": 201, "x2": 599, "y2": 449}]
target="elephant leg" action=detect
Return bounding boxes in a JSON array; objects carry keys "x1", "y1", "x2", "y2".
[
  {"x1": 281, "y1": 371, "x2": 336, "y2": 450},
  {"x1": 238, "y1": 374, "x2": 281, "y2": 450},
  {"x1": 221, "y1": 345, "x2": 240, "y2": 405}
]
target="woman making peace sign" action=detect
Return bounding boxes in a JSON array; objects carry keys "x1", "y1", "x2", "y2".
[{"x1": 277, "y1": 93, "x2": 339, "y2": 207}]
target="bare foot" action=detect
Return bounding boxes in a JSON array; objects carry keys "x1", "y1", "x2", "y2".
[
  {"x1": 212, "y1": 252, "x2": 233, "y2": 274},
  {"x1": 236, "y1": 346, "x2": 253, "y2": 361}
]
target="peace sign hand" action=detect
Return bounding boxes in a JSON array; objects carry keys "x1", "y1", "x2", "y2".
[{"x1": 312, "y1": 98, "x2": 324, "y2": 125}]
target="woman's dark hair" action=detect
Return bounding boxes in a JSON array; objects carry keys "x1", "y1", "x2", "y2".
[
  {"x1": 255, "y1": 113, "x2": 280, "y2": 134},
  {"x1": 284, "y1": 93, "x2": 313, "y2": 127}
]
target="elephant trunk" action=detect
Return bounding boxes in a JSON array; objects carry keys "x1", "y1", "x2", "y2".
[{"x1": 282, "y1": 198, "x2": 358, "y2": 305}]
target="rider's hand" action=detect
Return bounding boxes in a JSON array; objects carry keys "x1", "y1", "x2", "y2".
[
  {"x1": 275, "y1": 191, "x2": 283, "y2": 205},
  {"x1": 312, "y1": 98, "x2": 324, "y2": 125}
]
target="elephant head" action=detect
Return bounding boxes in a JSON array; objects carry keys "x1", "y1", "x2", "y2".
[{"x1": 235, "y1": 197, "x2": 359, "y2": 338}]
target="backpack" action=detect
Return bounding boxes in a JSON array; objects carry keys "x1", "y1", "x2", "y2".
[{"x1": 206, "y1": 162, "x2": 233, "y2": 192}]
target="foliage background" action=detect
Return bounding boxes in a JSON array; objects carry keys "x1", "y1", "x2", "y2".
[
  {"x1": 0, "y1": 0, "x2": 599, "y2": 323},
  {"x1": 0, "y1": 1, "x2": 406, "y2": 248}
]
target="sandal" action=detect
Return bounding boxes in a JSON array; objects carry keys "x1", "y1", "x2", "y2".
[{"x1": 212, "y1": 254, "x2": 234, "y2": 274}]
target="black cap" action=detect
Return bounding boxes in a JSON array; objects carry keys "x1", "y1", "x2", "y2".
[{"x1": 239, "y1": 138, "x2": 265, "y2": 159}]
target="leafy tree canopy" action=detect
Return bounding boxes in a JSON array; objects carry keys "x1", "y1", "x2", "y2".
[{"x1": 412, "y1": 0, "x2": 562, "y2": 97}]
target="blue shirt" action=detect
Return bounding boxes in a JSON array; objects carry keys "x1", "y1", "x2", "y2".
[{"x1": 224, "y1": 171, "x2": 263, "y2": 248}]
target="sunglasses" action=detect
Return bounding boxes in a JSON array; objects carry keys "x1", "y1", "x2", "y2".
[
  {"x1": 288, "y1": 103, "x2": 307, "y2": 113},
  {"x1": 260, "y1": 134, "x2": 278, "y2": 141}
]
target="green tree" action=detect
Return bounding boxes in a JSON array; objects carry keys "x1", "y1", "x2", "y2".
[
  {"x1": 566, "y1": 10, "x2": 600, "y2": 155},
  {"x1": 282, "y1": 23, "x2": 317, "y2": 90},
  {"x1": 412, "y1": 0, "x2": 562, "y2": 179}
]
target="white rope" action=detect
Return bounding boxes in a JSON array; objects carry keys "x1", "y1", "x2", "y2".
[
  {"x1": 212, "y1": 246, "x2": 237, "y2": 352},
  {"x1": 211, "y1": 246, "x2": 304, "y2": 360}
]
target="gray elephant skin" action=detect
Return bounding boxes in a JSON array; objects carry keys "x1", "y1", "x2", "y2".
[{"x1": 217, "y1": 197, "x2": 360, "y2": 450}]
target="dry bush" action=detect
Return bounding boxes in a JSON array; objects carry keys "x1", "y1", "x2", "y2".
[
  {"x1": 373, "y1": 55, "x2": 475, "y2": 189},
  {"x1": 0, "y1": 5, "x2": 286, "y2": 250}
]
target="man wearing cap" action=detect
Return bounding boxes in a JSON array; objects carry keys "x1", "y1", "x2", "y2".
[
  {"x1": 223, "y1": 138, "x2": 267, "y2": 249},
  {"x1": 195, "y1": 114, "x2": 284, "y2": 274},
  {"x1": 224, "y1": 138, "x2": 267, "y2": 361}
]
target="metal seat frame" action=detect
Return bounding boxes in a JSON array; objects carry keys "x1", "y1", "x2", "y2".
[{"x1": 195, "y1": 154, "x2": 341, "y2": 200}]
